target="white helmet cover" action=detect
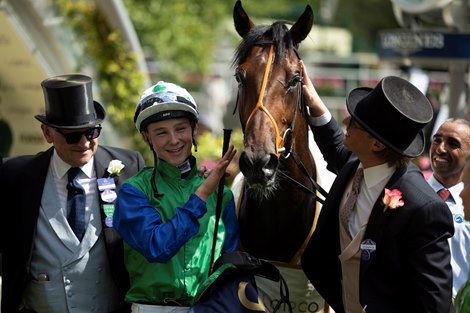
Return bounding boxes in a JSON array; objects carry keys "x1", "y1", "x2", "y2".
[{"x1": 134, "y1": 81, "x2": 198, "y2": 131}]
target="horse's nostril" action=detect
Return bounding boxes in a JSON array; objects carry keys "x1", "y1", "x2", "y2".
[
  {"x1": 239, "y1": 151, "x2": 252, "y2": 176},
  {"x1": 262, "y1": 154, "x2": 278, "y2": 178},
  {"x1": 239, "y1": 151, "x2": 279, "y2": 181}
]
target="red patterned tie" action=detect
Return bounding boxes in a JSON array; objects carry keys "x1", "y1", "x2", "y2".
[
  {"x1": 437, "y1": 188, "x2": 450, "y2": 202},
  {"x1": 340, "y1": 168, "x2": 364, "y2": 236}
]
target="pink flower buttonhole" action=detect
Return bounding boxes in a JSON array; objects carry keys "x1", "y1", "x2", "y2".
[{"x1": 383, "y1": 188, "x2": 404, "y2": 212}]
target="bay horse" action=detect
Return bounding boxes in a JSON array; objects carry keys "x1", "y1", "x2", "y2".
[{"x1": 232, "y1": 1, "x2": 326, "y2": 265}]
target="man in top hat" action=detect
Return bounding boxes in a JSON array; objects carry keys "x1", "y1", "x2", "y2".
[
  {"x1": 0, "y1": 74, "x2": 145, "y2": 313},
  {"x1": 299, "y1": 62, "x2": 454, "y2": 313}
]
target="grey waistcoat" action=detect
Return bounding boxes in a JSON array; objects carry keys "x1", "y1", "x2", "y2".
[{"x1": 22, "y1": 167, "x2": 120, "y2": 313}]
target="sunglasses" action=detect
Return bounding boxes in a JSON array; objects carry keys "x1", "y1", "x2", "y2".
[{"x1": 55, "y1": 126, "x2": 102, "y2": 144}]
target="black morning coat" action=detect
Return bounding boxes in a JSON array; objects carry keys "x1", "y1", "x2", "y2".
[
  {"x1": 301, "y1": 118, "x2": 454, "y2": 313},
  {"x1": 0, "y1": 146, "x2": 144, "y2": 313}
]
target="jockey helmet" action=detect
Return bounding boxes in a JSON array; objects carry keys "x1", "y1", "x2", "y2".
[{"x1": 134, "y1": 81, "x2": 198, "y2": 131}]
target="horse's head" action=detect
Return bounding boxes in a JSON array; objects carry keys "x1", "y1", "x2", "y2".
[{"x1": 232, "y1": 1, "x2": 313, "y2": 198}]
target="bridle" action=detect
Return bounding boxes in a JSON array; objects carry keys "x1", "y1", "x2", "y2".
[
  {"x1": 238, "y1": 42, "x2": 328, "y2": 203},
  {"x1": 242, "y1": 43, "x2": 302, "y2": 159},
  {"x1": 236, "y1": 37, "x2": 328, "y2": 267}
]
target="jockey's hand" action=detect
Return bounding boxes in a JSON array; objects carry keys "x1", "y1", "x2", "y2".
[
  {"x1": 198, "y1": 165, "x2": 211, "y2": 178},
  {"x1": 199, "y1": 167, "x2": 236, "y2": 181},
  {"x1": 195, "y1": 145, "x2": 236, "y2": 201}
]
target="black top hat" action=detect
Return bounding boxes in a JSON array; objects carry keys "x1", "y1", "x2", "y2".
[
  {"x1": 346, "y1": 76, "x2": 433, "y2": 158},
  {"x1": 35, "y1": 74, "x2": 105, "y2": 129}
]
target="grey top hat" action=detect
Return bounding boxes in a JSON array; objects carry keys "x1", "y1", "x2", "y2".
[
  {"x1": 35, "y1": 74, "x2": 105, "y2": 129},
  {"x1": 346, "y1": 76, "x2": 433, "y2": 158}
]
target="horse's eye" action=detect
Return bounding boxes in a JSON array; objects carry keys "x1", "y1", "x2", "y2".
[
  {"x1": 289, "y1": 75, "x2": 302, "y2": 88},
  {"x1": 234, "y1": 71, "x2": 245, "y2": 85}
]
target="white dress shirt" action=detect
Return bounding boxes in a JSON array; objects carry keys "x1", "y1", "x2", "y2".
[
  {"x1": 427, "y1": 174, "x2": 470, "y2": 297},
  {"x1": 345, "y1": 163, "x2": 395, "y2": 238},
  {"x1": 51, "y1": 151, "x2": 97, "y2": 226},
  {"x1": 427, "y1": 175, "x2": 464, "y2": 217}
]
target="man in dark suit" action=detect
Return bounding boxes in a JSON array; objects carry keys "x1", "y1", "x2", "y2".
[
  {"x1": 0, "y1": 74, "x2": 144, "y2": 313},
  {"x1": 300, "y1": 62, "x2": 454, "y2": 313}
]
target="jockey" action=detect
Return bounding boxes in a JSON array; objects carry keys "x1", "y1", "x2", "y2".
[{"x1": 113, "y1": 81, "x2": 240, "y2": 312}]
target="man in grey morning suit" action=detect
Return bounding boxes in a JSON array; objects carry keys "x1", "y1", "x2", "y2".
[{"x1": 0, "y1": 74, "x2": 144, "y2": 313}]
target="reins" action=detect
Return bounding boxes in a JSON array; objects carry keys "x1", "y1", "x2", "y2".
[{"x1": 279, "y1": 149, "x2": 327, "y2": 205}]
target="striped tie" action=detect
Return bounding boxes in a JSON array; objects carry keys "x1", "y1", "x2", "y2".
[{"x1": 340, "y1": 168, "x2": 364, "y2": 237}]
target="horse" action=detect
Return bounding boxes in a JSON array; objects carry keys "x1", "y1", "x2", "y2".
[
  {"x1": 232, "y1": 0, "x2": 325, "y2": 267},
  {"x1": 230, "y1": 2, "x2": 331, "y2": 311}
]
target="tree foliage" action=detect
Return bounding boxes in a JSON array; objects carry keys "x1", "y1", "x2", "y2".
[
  {"x1": 123, "y1": 0, "x2": 232, "y2": 83},
  {"x1": 56, "y1": 0, "x2": 147, "y2": 157}
]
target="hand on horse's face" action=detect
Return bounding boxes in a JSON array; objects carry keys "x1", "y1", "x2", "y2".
[
  {"x1": 301, "y1": 61, "x2": 328, "y2": 117},
  {"x1": 195, "y1": 145, "x2": 236, "y2": 201}
]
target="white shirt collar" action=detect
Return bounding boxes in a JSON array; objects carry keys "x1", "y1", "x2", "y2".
[
  {"x1": 362, "y1": 162, "x2": 396, "y2": 190},
  {"x1": 427, "y1": 174, "x2": 463, "y2": 205},
  {"x1": 51, "y1": 150, "x2": 95, "y2": 179},
  {"x1": 427, "y1": 174, "x2": 444, "y2": 191}
]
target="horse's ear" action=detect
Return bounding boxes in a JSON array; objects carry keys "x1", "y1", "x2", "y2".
[
  {"x1": 233, "y1": 0, "x2": 255, "y2": 38},
  {"x1": 289, "y1": 4, "x2": 314, "y2": 45}
]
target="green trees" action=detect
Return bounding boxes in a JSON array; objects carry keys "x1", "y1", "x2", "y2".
[
  {"x1": 124, "y1": 0, "x2": 232, "y2": 83},
  {"x1": 57, "y1": 0, "x2": 398, "y2": 161}
]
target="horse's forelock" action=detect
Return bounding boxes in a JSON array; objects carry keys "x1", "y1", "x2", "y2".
[{"x1": 232, "y1": 22, "x2": 295, "y2": 68}]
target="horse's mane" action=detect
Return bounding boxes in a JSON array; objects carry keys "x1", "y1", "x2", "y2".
[{"x1": 232, "y1": 21, "x2": 297, "y2": 68}]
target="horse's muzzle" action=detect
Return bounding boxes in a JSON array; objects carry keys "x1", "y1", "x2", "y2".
[{"x1": 239, "y1": 151, "x2": 278, "y2": 185}]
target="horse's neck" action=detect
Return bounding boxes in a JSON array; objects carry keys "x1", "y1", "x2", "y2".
[{"x1": 240, "y1": 187, "x2": 316, "y2": 262}]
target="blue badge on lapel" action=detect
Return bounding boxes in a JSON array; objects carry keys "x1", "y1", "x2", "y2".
[
  {"x1": 454, "y1": 214, "x2": 464, "y2": 224},
  {"x1": 98, "y1": 178, "x2": 117, "y2": 228},
  {"x1": 360, "y1": 239, "x2": 376, "y2": 261},
  {"x1": 97, "y1": 177, "x2": 117, "y2": 203}
]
